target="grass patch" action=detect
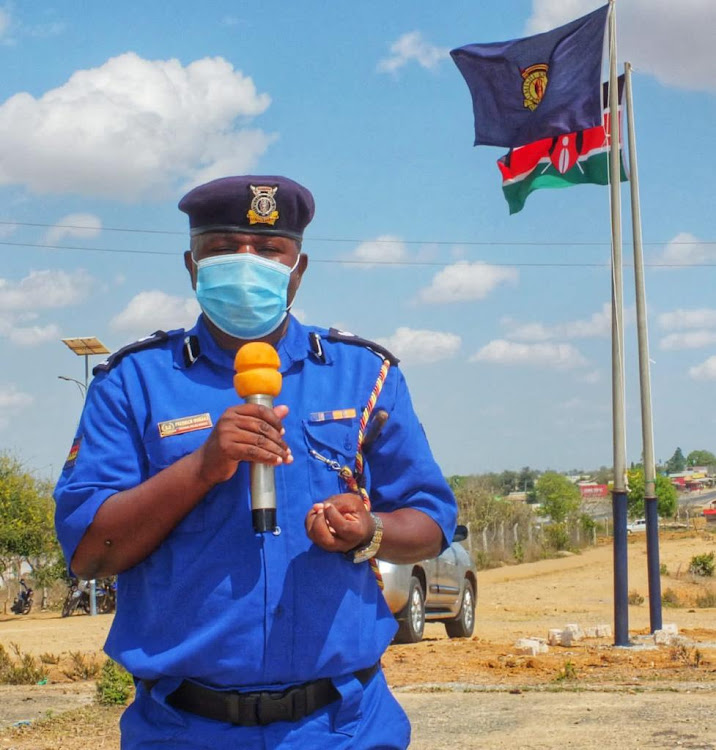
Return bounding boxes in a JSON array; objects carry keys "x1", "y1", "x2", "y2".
[
  {"x1": 695, "y1": 587, "x2": 716, "y2": 608},
  {"x1": 62, "y1": 651, "x2": 102, "y2": 681},
  {"x1": 554, "y1": 660, "x2": 578, "y2": 682},
  {"x1": 0, "y1": 643, "x2": 48, "y2": 685}
]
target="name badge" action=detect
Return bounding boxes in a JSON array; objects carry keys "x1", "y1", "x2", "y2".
[
  {"x1": 158, "y1": 413, "x2": 213, "y2": 438},
  {"x1": 309, "y1": 408, "x2": 357, "y2": 423}
]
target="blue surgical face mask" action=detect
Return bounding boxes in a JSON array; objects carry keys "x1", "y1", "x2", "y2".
[{"x1": 193, "y1": 253, "x2": 300, "y2": 340}]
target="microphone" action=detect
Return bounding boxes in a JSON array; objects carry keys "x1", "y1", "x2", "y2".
[{"x1": 233, "y1": 342, "x2": 282, "y2": 533}]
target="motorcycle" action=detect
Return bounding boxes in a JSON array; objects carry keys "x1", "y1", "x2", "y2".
[
  {"x1": 61, "y1": 577, "x2": 117, "y2": 616},
  {"x1": 61, "y1": 579, "x2": 91, "y2": 617},
  {"x1": 11, "y1": 579, "x2": 34, "y2": 615},
  {"x1": 95, "y1": 577, "x2": 117, "y2": 614}
]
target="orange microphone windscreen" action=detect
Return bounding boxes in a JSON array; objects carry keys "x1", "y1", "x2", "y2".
[{"x1": 233, "y1": 342, "x2": 282, "y2": 398}]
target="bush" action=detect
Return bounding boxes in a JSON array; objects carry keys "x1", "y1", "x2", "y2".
[
  {"x1": 662, "y1": 588, "x2": 683, "y2": 608},
  {"x1": 628, "y1": 589, "x2": 644, "y2": 606},
  {"x1": 544, "y1": 523, "x2": 570, "y2": 552},
  {"x1": 695, "y1": 588, "x2": 716, "y2": 608},
  {"x1": 0, "y1": 643, "x2": 48, "y2": 685},
  {"x1": 689, "y1": 552, "x2": 715, "y2": 577},
  {"x1": 96, "y1": 658, "x2": 134, "y2": 706}
]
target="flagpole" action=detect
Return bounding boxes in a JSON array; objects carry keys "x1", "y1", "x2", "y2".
[
  {"x1": 607, "y1": 0, "x2": 630, "y2": 647},
  {"x1": 625, "y1": 61, "x2": 662, "y2": 633}
]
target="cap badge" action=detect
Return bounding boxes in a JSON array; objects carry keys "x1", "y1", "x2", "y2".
[{"x1": 248, "y1": 185, "x2": 279, "y2": 226}]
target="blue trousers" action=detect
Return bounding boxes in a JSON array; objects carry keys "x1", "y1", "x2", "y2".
[{"x1": 120, "y1": 669, "x2": 410, "y2": 749}]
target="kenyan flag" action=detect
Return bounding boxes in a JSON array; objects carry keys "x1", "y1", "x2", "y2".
[{"x1": 497, "y1": 79, "x2": 628, "y2": 215}]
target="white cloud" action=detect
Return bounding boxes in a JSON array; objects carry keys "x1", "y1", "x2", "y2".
[
  {"x1": 0, "y1": 8, "x2": 10, "y2": 39},
  {"x1": 110, "y1": 291, "x2": 200, "y2": 334},
  {"x1": 656, "y1": 232, "x2": 715, "y2": 267},
  {"x1": 690, "y1": 356, "x2": 716, "y2": 381},
  {"x1": 376, "y1": 327, "x2": 461, "y2": 365},
  {"x1": 659, "y1": 331, "x2": 716, "y2": 350},
  {"x1": 470, "y1": 339, "x2": 588, "y2": 369},
  {"x1": 0, "y1": 269, "x2": 94, "y2": 311},
  {"x1": 0, "y1": 384, "x2": 33, "y2": 409},
  {"x1": 0, "y1": 53, "x2": 274, "y2": 199},
  {"x1": 503, "y1": 303, "x2": 611, "y2": 341},
  {"x1": 350, "y1": 235, "x2": 407, "y2": 268},
  {"x1": 9, "y1": 323, "x2": 61, "y2": 347},
  {"x1": 418, "y1": 261, "x2": 518, "y2": 304},
  {"x1": 527, "y1": 1, "x2": 716, "y2": 92},
  {"x1": 377, "y1": 31, "x2": 449, "y2": 74},
  {"x1": 44, "y1": 213, "x2": 102, "y2": 244},
  {"x1": 658, "y1": 307, "x2": 716, "y2": 330}
]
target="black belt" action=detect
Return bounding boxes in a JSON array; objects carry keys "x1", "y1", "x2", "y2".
[{"x1": 143, "y1": 662, "x2": 379, "y2": 727}]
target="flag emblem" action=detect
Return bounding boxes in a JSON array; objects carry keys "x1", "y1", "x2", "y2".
[
  {"x1": 521, "y1": 64, "x2": 548, "y2": 111},
  {"x1": 248, "y1": 185, "x2": 279, "y2": 226}
]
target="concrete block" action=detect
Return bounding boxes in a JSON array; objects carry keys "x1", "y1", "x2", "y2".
[
  {"x1": 583, "y1": 626, "x2": 598, "y2": 638},
  {"x1": 654, "y1": 628, "x2": 682, "y2": 645},
  {"x1": 548, "y1": 629, "x2": 563, "y2": 646},
  {"x1": 514, "y1": 638, "x2": 549, "y2": 655},
  {"x1": 563, "y1": 623, "x2": 583, "y2": 641},
  {"x1": 595, "y1": 624, "x2": 612, "y2": 638}
]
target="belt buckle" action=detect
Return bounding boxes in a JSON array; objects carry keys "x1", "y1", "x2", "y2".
[{"x1": 256, "y1": 686, "x2": 304, "y2": 726}]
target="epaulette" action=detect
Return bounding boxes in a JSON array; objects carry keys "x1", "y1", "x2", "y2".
[
  {"x1": 93, "y1": 330, "x2": 170, "y2": 375},
  {"x1": 326, "y1": 328, "x2": 400, "y2": 366}
]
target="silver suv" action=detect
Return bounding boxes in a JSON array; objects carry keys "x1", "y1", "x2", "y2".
[{"x1": 378, "y1": 524, "x2": 477, "y2": 643}]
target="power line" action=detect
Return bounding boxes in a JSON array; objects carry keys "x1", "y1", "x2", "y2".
[
  {"x1": 2, "y1": 238, "x2": 716, "y2": 268},
  {"x1": 0, "y1": 219, "x2": 714, "y2": 248}
]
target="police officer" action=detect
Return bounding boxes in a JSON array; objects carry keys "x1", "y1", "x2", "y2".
[{"x1": 54, "y1": 175, "x2": 457, "y2": 749}]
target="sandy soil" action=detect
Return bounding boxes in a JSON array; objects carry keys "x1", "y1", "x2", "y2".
[{"x1": 1, "y1": 529, "x2": 715, "y2": 748}]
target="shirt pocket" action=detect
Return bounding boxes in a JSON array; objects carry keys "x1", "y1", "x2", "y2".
[
  {"x1": 144, "y1": 427, "x2": 213, "y2": 534},
  {"x1": 302, "y1": 417, "x2": 358, "y2": 502}
]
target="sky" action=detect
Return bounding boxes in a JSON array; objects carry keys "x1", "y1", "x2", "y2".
[{"x1": 0, "y1": 0, "x2": 715, "y2": 481}]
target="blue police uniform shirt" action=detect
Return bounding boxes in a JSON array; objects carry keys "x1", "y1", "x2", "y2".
[{"x1": 54, "y1": 315, "x2": 457, "y2": 689}]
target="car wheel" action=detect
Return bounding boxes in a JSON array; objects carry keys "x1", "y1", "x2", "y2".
[
  {"x1": 393, "y1": 577, "x2": 425, "y2": 644},
  {"x1": 445, "y1": 580, "x2": 475, "y2": 639}
]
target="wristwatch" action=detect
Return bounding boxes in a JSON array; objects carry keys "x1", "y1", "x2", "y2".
[{"x1": 349, "y1": 513, "x2": 384, "y2": 564}]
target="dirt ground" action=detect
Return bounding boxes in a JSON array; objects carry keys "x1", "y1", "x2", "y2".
[{"x1": 1, "y1": 529, "x2": 716, "y2": 749}]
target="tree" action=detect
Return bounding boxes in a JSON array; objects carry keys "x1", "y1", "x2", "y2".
[
  {"x1": 0, "y1": 453, "x2": 65, "y2": 607},
  {"x1": 535, "y1": 472, "x2": 581, "y2": 523},
  {"x1": 665, "y1": 447, "x2": 686, "y2": 474},
  {"x1": 626, "y1": 468, "x2": 678, "y2": 519},
  {"x1": 686, "y1": 450, "x2": 716, "y2": 469}
]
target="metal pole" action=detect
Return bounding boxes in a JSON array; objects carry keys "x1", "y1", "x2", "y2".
[
  {"x1": 625, "y1": 62, "x2": 662, "y2": 632},
  {"x1": 608, "y1": 0, "x2": 630, "y2": 646},
  {"x1": 83, "y1": 353, "x2": 98, "y2": 618}
]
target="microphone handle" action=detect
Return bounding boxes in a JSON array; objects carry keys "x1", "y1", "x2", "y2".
[{"x1": 246, "y1": 394, "x2": 277, "y2": 533}]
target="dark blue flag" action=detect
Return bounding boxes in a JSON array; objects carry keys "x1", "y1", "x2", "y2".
[{"x1": 451, "y1": 5, "x2": 609, "y2": 148}]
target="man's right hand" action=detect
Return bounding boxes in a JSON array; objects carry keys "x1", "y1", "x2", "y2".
[{"x1": 195, "y1": 403, "x2": 292, "y2": 486}]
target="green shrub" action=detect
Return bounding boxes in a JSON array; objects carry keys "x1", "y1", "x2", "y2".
[
  {"x1": 689, "y1": 551, "x2": 715, "y2": 577},
  {"x1": 628, "y1": 589, "x2": 644, "y2": 606},
  {"x1": 544, "y1": 523, "x2": 570, "y2": 552},
  {"x1": 659, "y1": 563, "x2": 669, "y2": 576},
  {"x1": 662, "y1": 588, "x2": 683, "y2": 608},
  {"x1": 96, "y1": 658, "x2": 134, "y2": 706},
  {"x1": 554, "y1": 660, "x2": 578, "y2": 681}
]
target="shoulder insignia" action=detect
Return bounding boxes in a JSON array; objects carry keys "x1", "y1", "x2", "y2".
[
  {"x1": 326, "y1": 328, "x2": 400, "y2": 366},
  {"x1": 93, "y1": 331, "x2": 170, "y2": 375}
]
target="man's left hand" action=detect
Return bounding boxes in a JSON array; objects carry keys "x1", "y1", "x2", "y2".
[{"x1": 305, "y1": 493, "x2": 375, "y2": 553}]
